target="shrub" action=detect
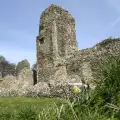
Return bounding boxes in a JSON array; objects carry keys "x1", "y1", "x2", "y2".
[
  {"x1": 15, "y1": 105, "x2": 38, "y2": 120},
  {"x1": 94, "y1": 56, "x2": 120, "y2": 106}
]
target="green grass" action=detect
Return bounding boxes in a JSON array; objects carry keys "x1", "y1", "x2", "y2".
[
  {"x1": 0, "y1": 97, "x2": 63, "y2": 108},
  {"x1": 0, "y1": 97, "x2": 64, "y2": 120}
]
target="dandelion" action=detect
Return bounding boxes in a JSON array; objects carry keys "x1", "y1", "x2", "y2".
[
  {"x1": 73, "y1": 87, "x2": 79, "y2": 95},
  {"x1": 0, "y1": 77, "x2": 3, "y2": 81}
]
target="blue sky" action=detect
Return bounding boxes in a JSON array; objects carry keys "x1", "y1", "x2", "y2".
[{"x1": 0, "y1": 0, "x2": 120, "y2": 66}]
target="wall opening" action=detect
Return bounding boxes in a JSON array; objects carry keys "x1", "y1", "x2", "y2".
[
  {"x1": 39, "y1": 37, "x2": 44, "y2": 44},
  {"x1": 40, "y1": 25, "x2": 44, "y2": 30},
  {"x1": 32, "y1": 70, "x2": 37, "y2": 85}
]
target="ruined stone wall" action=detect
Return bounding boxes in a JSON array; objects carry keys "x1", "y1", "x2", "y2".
[
  {"x1": 17, "y1": 68, "x2": 33, "y2": 89},
  {"x1": 0, "y1": 75, "x2": 18, "y2": 90},
  {"x1": 66, "y1": 38, "x2": 120, "y2": 84},
  {"x1": 40, "y1": 4, "x2": 77, "y2": 57},
  {"x1": 37, "y1": 4, "x2": 120, "y2": 86},
  {"x1": 0, "y1": 68, "x2": 33, "y2": 90},
  {"x1": 37, "y1": 4, "x2": 77, "y2": 83}
]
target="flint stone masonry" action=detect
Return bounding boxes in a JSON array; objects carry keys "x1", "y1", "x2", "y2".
[
  {"x1": 0, "y1": 68, "x2": 33, "y2": 90},
  {"x1": 0, "y1": 4, "x2": 120, "y2": 98},
  {"x1": 37, "y1": 4, "x2": 120, "y2": 86},
  {"x1": 66, "y1": 38, "x2": 120, "y2": 83},
  {"x1": 17, "y1": 68, "x2": 33, "y2": 89},
  {"x1": 37, "y1": 4, "x2": 78, "y2": 83},
  {"x1": 0, "y1": 75, "x2": 18, "y2": 90}
]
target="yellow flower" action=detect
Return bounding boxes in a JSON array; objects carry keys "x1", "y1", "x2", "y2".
[
  {"x1": 73, "y1": 87, "x2": 79, "y2": 95},
  {"x1": 0, "y1": 77, "x2": 3, "y2": 81}
]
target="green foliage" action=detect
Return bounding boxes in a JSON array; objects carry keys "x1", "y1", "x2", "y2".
[
  {"x1": 0, "y1": 98, "x2": 63, "y2": 120},
  {"x1": 0, "y1": 56, "x2": 6, "y2": 63},
  {"x1": 16, "y1": 59, "x2": 30, "y2": 76},
  {"x1": 98, "y1": 37, "x2": 120, "y2": 47},
  {"x1": 91, "y1": 56, "x2": 120, "y2": 106},
  {"x1": 0, "y1": 55, "x2": 16, "y2": 77},
  {"x1": 83, "y1": 56, "x2": 120, "y2": 119},
  {"x1": 16, "y1": 105, "x2": 38, "y2": 120}
]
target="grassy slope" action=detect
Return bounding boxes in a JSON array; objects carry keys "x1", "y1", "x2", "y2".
[
  {"x1": 0, "y1": 97, "x2": 64, "y2": 113},
  {"x1": 0, "y1": 97, "x2": 62, "y2": 106},
  {"x1": 0, "y1": 97, "x2": 64, "y2": 120}
]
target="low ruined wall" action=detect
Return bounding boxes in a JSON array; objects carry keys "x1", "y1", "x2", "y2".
[
  {"x1": 0, "y1": 75, "x2": 18, "y2": 90},
  {"x1": 17, "y1": 68, "x2": 33, "y2": 89},
  {"x1": 0, "y1": 82, "x2": 89, "y2": 98},
  {"x1": 66, "y1": 38, "x2": 120, "y2": 83},
  {"x1": 0, "y1": 68, "x2": 33, "y2": 90}
]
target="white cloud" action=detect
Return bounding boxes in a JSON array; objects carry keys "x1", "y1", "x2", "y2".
[
  {"x1": 105, "y1": 0, "x2": 120, "y2": 30},
  {"x1": 106, "y1": 0, "x2": 120, "y2": 12},
  {"x1": 110, "y1": 16, "x2": 120, "y2": 29}
]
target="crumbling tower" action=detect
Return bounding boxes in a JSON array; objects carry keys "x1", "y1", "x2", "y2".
[{"x1": 36, "y1": 4, "x2": 78, "y2": 83}]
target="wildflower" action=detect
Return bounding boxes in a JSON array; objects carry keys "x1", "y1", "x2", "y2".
[
  {"x1": 73, "y1": 87, "x2": 79, "y2": 95},
  {"x1": 0, "y1": 77, "x2": 3, "y2": 81}
]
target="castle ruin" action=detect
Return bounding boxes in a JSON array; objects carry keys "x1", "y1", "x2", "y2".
[
  {"x1": 36, "y1": 4, "x2": 78, "y2": 84},
  {"x1": 36, "y1": 4, "x2": 120, "y2": 86},
  {"x1": 0, "y1": 4, "x2": 120, "y2": 97}
]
